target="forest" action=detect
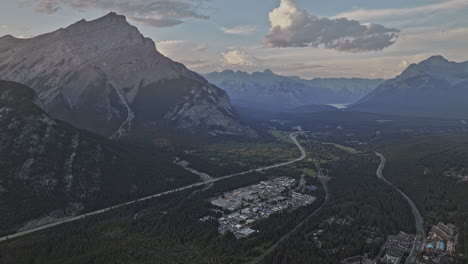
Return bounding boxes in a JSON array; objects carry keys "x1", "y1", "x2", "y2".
[{"x1": 0, "y1": 135, "x2": 418, "y2": 264}]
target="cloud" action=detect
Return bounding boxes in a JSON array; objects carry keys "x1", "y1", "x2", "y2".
[
  {"x1": 220, "y1": 25, "x2": 256, "y2": 35},
  {"x1": 21, "y1": 0, "x2": 213, "y2": 27},
  {"x1": 335, "y1": 0, "x2": 468, "y2": 22},
  {"x1": 221, "y1": 50, "x2": 261, "y2": 67},
  {"x1": 263, "y1": 0, "x2": 399, "y2": 52},
  {"x1": 156, "y1": 40, "x2": 210, "y2": 70},
  {"x1": 399, "y1": 60, "x2": 410, "y2": 69},
  {"x1": 0, "y1": 25, "x2": 8, "y2": 29},
  {"x1": 157, "y1": 40, "x2": 208, "y2": 55}
]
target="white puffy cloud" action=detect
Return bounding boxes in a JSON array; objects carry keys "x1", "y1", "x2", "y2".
[
  {"x1": 221, "y1": 50, "x2": 261, "y2": 67},
  {"x1": 264, "y1": 0, "x2": 399, "y2": 52},
  {"x1": 220, "y1": 25, "x2": 256, "y2": 35},
  {"x1": 21, "y1": 0, "x2": 213, "y2": 27},
  {"x1": 156, "y1": 40, "x2": 209, "y2": 68}
]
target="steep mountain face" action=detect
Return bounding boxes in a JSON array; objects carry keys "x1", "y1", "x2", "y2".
[
  {"x1": 203, "y1": 70, "x2": 383, "y2": 110},
  {"x1": 352, "y1": 56, "x2": 468, "y2": 118},
  {"x1": 0, "y1": 13, "x2": 255, "y2": 139},
  {"x1": 0, "y1": 80, "x2": 198, "y2": 234}
]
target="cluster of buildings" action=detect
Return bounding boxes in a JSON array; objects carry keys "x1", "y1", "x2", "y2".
[
  {"x1": 209, "y1": 177, "x2": 316, "y2": 239},
  {"x1": 443, "y1": 168, "x2": 468, "y2": 183},
  {"x1": 381, "y1": 231, "x2": 415, "y2": 264},
  {"x1": 308, "y1": 229, "x2": 324, "y2": 248},
  {"x1": 420, "y1": 222, "x2": 458, "y2": 263}
]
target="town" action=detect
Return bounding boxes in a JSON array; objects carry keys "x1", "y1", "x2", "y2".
[
  {"x1": 420, "y1": 222, "x2": 458, "y2": 264},
  {"x1": 206, "y1": 177, "x2": 316, "y2": 239},
  {"x1": 340, "y1": 222, "x2": 459, "y2": 264}
]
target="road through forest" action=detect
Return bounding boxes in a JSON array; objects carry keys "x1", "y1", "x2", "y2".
[
  {"x1": 0, "y1": 132, "x2": 306, "y2": 243},
  {"x1": 375, "y1": 152, "x2": 425, "y2": 264}
]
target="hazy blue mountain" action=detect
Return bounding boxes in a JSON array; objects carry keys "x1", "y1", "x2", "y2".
[
  {"x1": 0, "y1": 13, "x2": 255, "y2": 139},
  {"x1": 352, "y1": 56, "x2": 468, "y2": 118},
  {"x1": 0, "y1": 80, "x2": 198, "y2": 234},
  {"x1": 203, "y1": 69, "x2": 383, "y2": 110}
]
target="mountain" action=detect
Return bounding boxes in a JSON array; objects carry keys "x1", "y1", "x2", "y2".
[
  {"x1": 299, "y1": 77, "x2": 385, "y2": 102},
  {"x1": 203, "y1": 69, "x2": 383, "y2": 110},
  {"x1": 0, "y1": 13, "x2": 255, "y2": 140},
  {"x1": 352, "y1": 56, "x2": 468, "y2": 118},
  {"x1": 0, "y1": 80, "x2": 198, "y2": 234}
]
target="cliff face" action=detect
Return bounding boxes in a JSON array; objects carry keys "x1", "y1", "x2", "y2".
[
  {"x1": 0, "y1": 80, "x2": 198, "y2": 234},
  {"x1": 0, "y1": 13, "x2": 255, "y2": 139}
]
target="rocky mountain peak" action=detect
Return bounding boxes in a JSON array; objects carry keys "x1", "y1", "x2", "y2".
[
  {"x1": 60, "y1": 12, "x2": 149, "y2": 48},
  {"x1": 352, "y1": 55, "x2": 468, "y2": 118},
  {"x1": 263, "y1": 69, "x2": 275, "y2": 75},
  {"x1": 422, "y1": 55, "x2": 450, "y2": 65},
  {"x1": 67, "y1": 12, "x2": 130, "y2": 29},
  {"x1": 0, "y1": 13, "x2": 255, "y2": 139}
]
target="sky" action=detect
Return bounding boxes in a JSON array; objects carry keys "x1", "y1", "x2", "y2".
[{"x1": 1, "y1": 0, "x2": 468, "y2": 79}]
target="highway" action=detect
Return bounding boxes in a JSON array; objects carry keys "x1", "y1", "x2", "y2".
[
  {"x1": 375, "y1": 152, "x2": 426, "y2": 264},
  {"x1": 0, "y1": 132, "x2": 306, "y2": 243}
]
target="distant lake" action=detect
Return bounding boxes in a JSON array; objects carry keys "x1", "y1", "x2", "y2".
[{"x1": 328, "y1": 103, "x2": 352, "y2": 109}]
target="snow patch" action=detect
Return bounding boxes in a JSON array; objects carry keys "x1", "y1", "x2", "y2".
[{"x1": 109, "y1": 81, "x2": 134, "y2": 139}]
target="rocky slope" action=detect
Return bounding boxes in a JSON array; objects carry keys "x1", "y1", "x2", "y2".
[
  {"x1": 0, "y1": 80, "x2": 198, "y2": 234},
  {"x1": 203, "y1": 69, "x2": 383, "y2": 110},
  {"x1": 352, "y1": 56, "x2": 468, "y2": 118},
  {"x1": 0, "y1": 13, "x2": 254, "y2": 139}
]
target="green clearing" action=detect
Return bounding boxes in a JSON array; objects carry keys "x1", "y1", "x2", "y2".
[
  {"x1": 322, "y1": 142, "x2": 360, "y2": 154},
  {"x1": 184, "y1": 139, "x2": 300, "y2": 177},
  {"x1": 268, "y1": 129, "x2": 292, "y2": 143},
  {"x1": 302, "y1": 168, "x2": 317, "y2": 177}
]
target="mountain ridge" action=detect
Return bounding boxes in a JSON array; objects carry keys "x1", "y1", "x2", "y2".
[
  {"x1": 203, "y1": 69, "x2": 384, "y2": 110},
  {"x1": 0, "y1": 12, "x2": 255, "y2": 140},
  {"x1": 351, "y1": 56, "x2": 468, "y2": 118}
]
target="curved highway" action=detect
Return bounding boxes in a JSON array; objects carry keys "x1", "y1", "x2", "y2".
[
  {"x1": 375, "y1": 152, "x2": 425, "y2": 264},
  {"x1": 0, "y1": 132, "x2": 306, "y2": 243}
]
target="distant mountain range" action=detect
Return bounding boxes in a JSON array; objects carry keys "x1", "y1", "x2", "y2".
[
  {"x1": 352, "y1": 56, "x2": 468, "y2": 118},
  {"x1": 0, "y1": 13, "x2": 255, "y2": 140},
  {"x1": 203, "y1": 69, "x2": 384, "y2": 110},
  {"x1": 0, "y1": 80, "x2": 198, "y2": 234}
]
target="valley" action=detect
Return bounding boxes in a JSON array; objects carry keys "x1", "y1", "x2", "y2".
[
  {"x1": 0, "y1": 6, "x2": 467, "y2": 264},
  {"x1": 1, "y1": 98, "x2": 467, "y2": 263}
]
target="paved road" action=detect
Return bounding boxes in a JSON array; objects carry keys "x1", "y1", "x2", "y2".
[
  {"x1": 0, "y1": 132, "x2": 306, "y2": 243},
  {"x1": 375, "y1": 152, "x2": 425, "y2": 264},
  {"x1": 250, "y1": 146, "x2": 330, "y2": 264}
]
